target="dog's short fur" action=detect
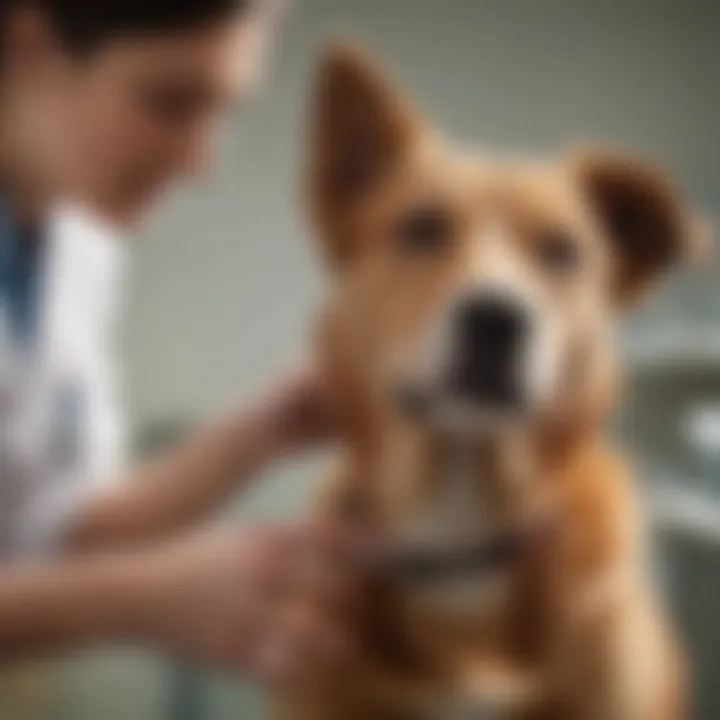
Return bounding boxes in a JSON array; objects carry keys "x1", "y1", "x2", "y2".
[{"x1": 277, "y1": 44, "x2": 702, "y2": 720}]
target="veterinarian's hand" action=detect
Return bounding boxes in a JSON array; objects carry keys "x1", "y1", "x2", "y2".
[
  {"x1": 263, "y1": 363, "x2": 342, "y2": 453},
  {"x1": 144, "y1": 523, "x2": 359, "y2": 686}
]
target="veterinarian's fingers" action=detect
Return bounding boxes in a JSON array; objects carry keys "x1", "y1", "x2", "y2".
[
  {"x1": 174, "y1": 585, "x2": 262, "y2": 673},
  {"x1": 253, "y1": 634, "x2": 301, "y2": 689},
  {"x1": 296, "y1": 607, "x2": 352, "y2": 664},
  {"x1": 291, "y1": 527, "x2": 371, "y2": 605},
  {"x1": 237, "y1": 524, "x2": 341, "y2": 582},
  {"x1": 292, "y1": 550, "x2": 360, "y2": 611},
  {"x1": 223, "y1": 602, "x2": 282, "y2": 677},
  {"x1": 231, "y1": 528, "x2": 295, "y2": 603},
  {"x1": 271, "y1": 521, "x2": 354, "y2": 553},
  {"x1": 254, "y1": 610, "x2": 353, "y2": 689},
  {"x1": 264, "y1": 523, "x2": 371, "y2": 587}
]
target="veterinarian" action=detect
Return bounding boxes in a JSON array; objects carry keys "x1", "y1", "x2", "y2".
[{"x1": 0, "y1": 0, "x2": 356, "y2": 687}]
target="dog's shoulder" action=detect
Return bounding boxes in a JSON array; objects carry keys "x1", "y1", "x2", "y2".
[{"x1": 553, "y1": 440, "x2": 645, "y2": 583}]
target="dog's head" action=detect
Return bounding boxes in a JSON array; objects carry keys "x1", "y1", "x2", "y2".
[{"x1": 310, "y1": 45, "x2": 705, "y2": 445}]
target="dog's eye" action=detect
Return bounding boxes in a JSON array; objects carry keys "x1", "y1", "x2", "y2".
[
  {"x1": 537, "y1": 230, "x2": 581, "y2": 274},
  {"x1": 395, "y1": 206, "x2": 453, "y2": 255}
]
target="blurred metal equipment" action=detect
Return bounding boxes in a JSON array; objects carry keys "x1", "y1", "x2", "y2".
[{"x1": 622, "y1": 356, "x2": 720, "y2": 720}]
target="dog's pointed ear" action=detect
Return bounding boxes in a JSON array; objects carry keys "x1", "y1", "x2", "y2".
[
  {"x1": 308, "y1": 42, "x2": 422, "y2": 268},
  {"x1": 570, "y1": 148, "x2": 711, "y2": 304}
]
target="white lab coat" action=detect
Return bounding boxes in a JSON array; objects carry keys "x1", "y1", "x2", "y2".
[{"x1": 0, "y1": 203, "x2": 126, "y2": 558}]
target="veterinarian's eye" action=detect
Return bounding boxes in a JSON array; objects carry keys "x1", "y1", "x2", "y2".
[
  {"x1": 395, "y1": 206, "x2": 453, "y2": 255},
  {"x1": 537, "y1": 230, "x2": 581, "y2": 274}
]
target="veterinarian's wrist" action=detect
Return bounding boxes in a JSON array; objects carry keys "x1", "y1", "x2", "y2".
[
  {"x1": 225, "y1": 366, "x2": 337, "y2": 471},
  {"x1": 238, "y1": 390, "x2": 293, "y2": 460},
  {"x1": 115, "y1": 539, "x2": 216, "y2": 649},
  {"x1": 62, "y1": 549, "x2": 181, "y2": 645},
  {"x1": 101, "y1": 548, "x2": 182, "y2": 644}
]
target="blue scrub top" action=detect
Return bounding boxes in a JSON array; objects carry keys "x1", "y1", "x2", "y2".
[{"x1": 0, "y1": 199, "x2": 41, "y2": 345}]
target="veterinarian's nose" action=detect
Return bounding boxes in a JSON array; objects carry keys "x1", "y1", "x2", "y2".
[{"x1": 449, "y1": 294, "x2": 528, "y2": 406}]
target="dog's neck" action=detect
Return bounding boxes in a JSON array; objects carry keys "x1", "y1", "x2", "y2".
[
  {"x1": 431, "y1": 431, "x2": 546, "y2": 521},
  {"x1": 347, "y1": 428, "x2": 562, "y2": 616},
  {"x1": 338, "y1": 387, "x2": 599, "y2": 537},
  {"x1": 346, "y1": 421, "x2": 555, "y2": 531}
]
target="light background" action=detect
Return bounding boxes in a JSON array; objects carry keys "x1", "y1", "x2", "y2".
[
  {"x1": 127, "y1": 0, "x2": 720, "y2": 429},
  {"x1": 23, "y1": 1, "x2": 720, "y2": 719}
]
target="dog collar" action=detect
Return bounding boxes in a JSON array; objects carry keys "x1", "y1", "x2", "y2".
[{"x1": 369, "y1": 516, "x2": 552, "y2": 585}]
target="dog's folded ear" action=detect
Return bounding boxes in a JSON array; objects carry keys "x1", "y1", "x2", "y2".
[
  {"x1": 308, "y1": 41, "x2": 422, "y2": 268},
  {"x1": 570, "y1": 147, "x2": 711, "y2": 304}
]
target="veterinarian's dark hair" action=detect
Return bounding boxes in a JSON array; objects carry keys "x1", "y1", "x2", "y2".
[{"x1": 1, "y1": 0, "x2": 255, "y2": 59}]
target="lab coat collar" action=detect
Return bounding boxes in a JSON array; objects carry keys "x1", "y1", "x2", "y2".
[
  {"x1": 2, "y1": 201, "x2": 127, "y2": 474},
  {"x1": 40, "y1": 201, "x2": 127, "y2": 365}
]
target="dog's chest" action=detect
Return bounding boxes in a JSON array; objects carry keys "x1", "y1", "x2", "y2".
[{"x1": 401, "y1": 461, "x2": 490, "y2": 548}]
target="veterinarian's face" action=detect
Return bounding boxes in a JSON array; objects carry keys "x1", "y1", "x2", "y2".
[
  {"x1": 8, "y1": 6, "x2": 280, "y2": 224},
  {"x1": 313, "y1": 48, "x2": 697, "y2": 440}
]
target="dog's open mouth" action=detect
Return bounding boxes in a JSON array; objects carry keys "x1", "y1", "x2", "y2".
[{"x1": 391, "y1": 294, "x2": 534, "y2": 431}]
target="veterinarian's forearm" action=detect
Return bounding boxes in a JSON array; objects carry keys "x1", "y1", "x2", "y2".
[
  {"x1": 0, "y1": 554, "x2": 162, "y2": 660},
  {"x1": 70, "y1": 398, "x2": 281, "y2": 551}
]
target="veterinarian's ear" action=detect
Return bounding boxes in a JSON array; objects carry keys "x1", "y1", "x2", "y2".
[
  {"x1": 309, "y1": 42, "x2": 422, "y2": 268},
  {"x1": 571, "y1": 148, "x2": 710, "y2": 304}
]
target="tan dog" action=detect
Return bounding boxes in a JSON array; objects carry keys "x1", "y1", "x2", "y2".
[{"x1": 277, "y1": 44, "x2": 701, "y2": 720}]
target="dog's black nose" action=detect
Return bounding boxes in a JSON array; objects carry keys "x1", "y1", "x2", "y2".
[
  {"x1": 448, "y1": 294, "x2": 528, "y2": 407},
  {"x1": 458, "y1": 295, "x2": 525, "y2": 358}
]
